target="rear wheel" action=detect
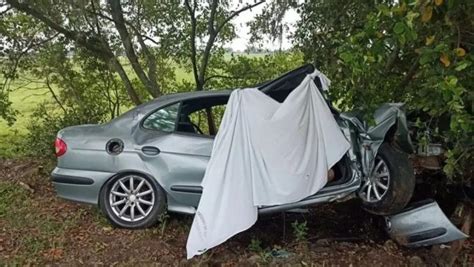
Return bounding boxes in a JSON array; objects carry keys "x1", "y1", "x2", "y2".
[
  {"x1": 99, "y1": 173, "x2": 166, "y2": 229},
  {"x1": 359, "y1": 143, "x2": 415, "y2": 215}
]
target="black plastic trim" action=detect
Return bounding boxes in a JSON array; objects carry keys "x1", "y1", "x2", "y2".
[
  {"x1": 51, "y1": 174, "x2": 94, "y2": 185},
  {"x1": 406, "y1": 227, "x2": 447, "y2": 243},
  {"x1": 170, "y1": 185, "x2": 202, "y2": 194}
]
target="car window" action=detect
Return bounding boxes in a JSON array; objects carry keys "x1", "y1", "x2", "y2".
[
  {"x1": 180, "y1": 104, "x2": 226, "y2": 136},
  {"x1": 142, "y1": 103, "x2": 180, "y2": 132},
  {"x1": 212, "y1": 105, "x2": 226, "y2": 130},
  {"x1": 189, "y1": 105, "x2": 225, "y2": 136}
]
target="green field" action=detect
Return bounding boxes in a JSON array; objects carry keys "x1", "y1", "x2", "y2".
[{"x1": 0, "y1": 78, "x2": 53, "y2": 155}]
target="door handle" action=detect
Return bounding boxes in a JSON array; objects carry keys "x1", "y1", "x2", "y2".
[{"x1": 141, "y1": 146, "x2": 160, "y2": 156}]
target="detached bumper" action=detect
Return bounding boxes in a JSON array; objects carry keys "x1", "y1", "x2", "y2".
[
  {"x1": 51, "y1": 167, "x2": 114, "y2": 205},
  {"x1": 385, "y1": 200, "x2": 469, "y2": 247}
]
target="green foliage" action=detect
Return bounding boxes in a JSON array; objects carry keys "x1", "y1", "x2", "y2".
[
  {"x1": 291, "y1": 220, "x2": 308, "y2": 242},
  {"x1": 247, "y1": 238, "x2": 289, "y2": 263},
  {"x1": 159, "y1": 211, "x2": 170, "y2": 236},
  {"x1": 21, "y1": 43, "x2": 129, "y2": 158},
  {"x1": 206, "y1": 51, "x2": 305, "y2": 89},
  {"x1": 248, "y1": 238, "x2": 264, "y2": 253},
  {"x1": 293, "y1": 0, "x2": 473, "y2": 183},
  {"x1": 0, "y1": 11, "x2": 44, "y2": 125}
]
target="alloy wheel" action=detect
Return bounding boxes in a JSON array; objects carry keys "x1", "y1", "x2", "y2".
[
  {"x1": 360, "y1": 156, "x2": 391, "y2": 203},
  {"x1": 109, "y1": 175, "x2": 155, "y2": 222}
]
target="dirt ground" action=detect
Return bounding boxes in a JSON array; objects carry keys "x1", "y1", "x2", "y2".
[{"x1": 0, "y1": 159, "x2": 472, "y2": 266}]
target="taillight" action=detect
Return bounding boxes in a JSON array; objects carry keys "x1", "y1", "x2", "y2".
[{"x1": 55, "y1": 137, "x2": 67, "y2": 157}]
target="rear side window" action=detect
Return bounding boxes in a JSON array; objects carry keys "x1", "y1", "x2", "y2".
[{"x1": 142, "y1": 103, "x2": 180, "y2": 132}]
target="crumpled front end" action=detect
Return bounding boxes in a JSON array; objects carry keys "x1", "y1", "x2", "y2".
[{"x1": 385, "y1": 200, "x2": 469, "y2": 247}]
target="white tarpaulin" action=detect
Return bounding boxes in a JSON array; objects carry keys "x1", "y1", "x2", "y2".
[{"x1": 186, "y1": 71, "x2": 350, "y2": 259}]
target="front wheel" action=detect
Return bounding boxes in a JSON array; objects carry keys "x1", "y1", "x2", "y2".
[{"x1": 359, "y1": 143, "x2": 415, "y2": 215}]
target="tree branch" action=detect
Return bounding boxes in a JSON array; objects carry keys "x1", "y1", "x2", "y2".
[
  {"x1": 399, "y1": 56, "x2": 420, "y2": 88},
  {"x1": 107, "y1": 0, "x2": 160, "y2": 98},
  {"x1": 6, "y1": 0, "x2": 142, "y2": 105},
  {"x1": 216, "y1": 0, "x2": 265, "y2": 33},
  {"x1": 45, "y1": 75, "x2": 67, "y2": 114},
  {"x1": 195, "y1": 0, "x2": 265, "y2": 90},
  {"x1": 108, "y1": 56, "x2": 142, "y2": 105},
  {"x1": 88, "y1": 10, "x2": 161, "y2": 46},
  {"x1": 134, "y1": 3, "x2": 159, "y2": 93},
  {"x1": 184, "y1": 0, "x2": 200, "y2": 89},
  {"x1": 208, "y1": 0, "x2": 219, "y2": 35},
  {"x1": 6, "y1": 0, "x2": 112, "y2": 57}
]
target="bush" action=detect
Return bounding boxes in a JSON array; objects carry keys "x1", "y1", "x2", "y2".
[
  {"x1": 23, "y1": 104, "x2": 106, "y2": 159},
  {"x1": 295, "y1": 0, "x2": 473, "y2": 185}
]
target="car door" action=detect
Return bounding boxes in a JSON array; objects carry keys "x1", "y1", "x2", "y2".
[{"x1": 137, "y1": 96, "x2": 227, "y2": 209}]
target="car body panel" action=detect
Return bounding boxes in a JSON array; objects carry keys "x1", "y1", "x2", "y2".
[
  {"x1": 138, "y1": 132, "x2": 213, "y2": 208},
  {"x1": 385, "y1": 200, "x2": 469, "y2": 247},
  {"x1": 340, "y1": 103, "x2": 414, "y2": 178}
]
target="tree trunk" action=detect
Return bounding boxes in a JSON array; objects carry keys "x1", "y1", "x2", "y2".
[
  {"x1": 109, "y1": 57, "x2": 142, "y2": 105},
  {"x1": 108, "y1": 0, "x2": 161, "y2": 98}
]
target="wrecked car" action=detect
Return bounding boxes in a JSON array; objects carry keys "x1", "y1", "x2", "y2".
[
  {"x1": 52, "y1": 64, "x2": 415, "y2": 227},
  {"x1": 52, "y1": 64, "x2": 468, "y2": 247}
]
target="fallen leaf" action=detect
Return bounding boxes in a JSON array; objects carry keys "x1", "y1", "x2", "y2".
[
  {"x1": 440, "y1": 53, "x2": 451, "y2": 67},
  {"x1": 454, "y1": 48, "x2": 466, "y2": 57},
  {"x1": 421, "y1": 6, "x2": 433, "y2": 22},
  {"x1": 102, "y1": 226, "x2": 113, "y2": 232},
  {"x1": 43, "y1": 248, "x2": 64, "y2": 260},
  {"x1": 425, "y1": 35, "x2": 435, "y2": 45},
  {"x1": 435, "y1": 0, "x2": 443, "y2": 6}
]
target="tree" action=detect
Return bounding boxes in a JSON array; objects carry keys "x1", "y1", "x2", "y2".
[
  {"x1": 2, "y1": 0, "x2": 146, "y2": 104},
  {"x1": 251, "y1": 0, "x2": 472, "y2": 183},
  {"x1": 2, "y1": 0, "x2": 266, "y2": 97},
  {"x1": 183, "y1": 0, "x2": 265, "y2": 91}
]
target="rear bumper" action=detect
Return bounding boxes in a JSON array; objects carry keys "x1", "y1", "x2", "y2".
[{"x1": 51, "y1": 167, "x2": 114, "y2": 205}]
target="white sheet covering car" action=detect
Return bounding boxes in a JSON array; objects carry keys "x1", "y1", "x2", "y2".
[{"x1": 186, "y1": 71, "x2": 350, "y2": 258}]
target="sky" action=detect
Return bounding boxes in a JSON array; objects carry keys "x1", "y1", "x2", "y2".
[{"x1": 226, "y1": 1, "x2": 300, "y2": 52}]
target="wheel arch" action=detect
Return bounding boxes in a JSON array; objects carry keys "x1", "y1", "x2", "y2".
[{"x1": 368, "y1": 104, "x2": 414, "y2": 154}]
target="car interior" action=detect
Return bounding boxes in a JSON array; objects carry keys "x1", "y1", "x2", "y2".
[
  {"x1": 176, "y1": 96, "x2": 228, "y2": 136},
  {"x1": 174, "y1": 64, "x2": 351, "y2": 186}
]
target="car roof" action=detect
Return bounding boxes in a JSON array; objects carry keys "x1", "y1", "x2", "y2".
[
  {"x1": 120, "y1": 63, "x2": 317, "y2": 119},
  {"x1": 149, "y1": 89, "x2": 232, "y2": 105},
  {"x1": 144, "y1": 63, "x2": 316, "y2": 108}
]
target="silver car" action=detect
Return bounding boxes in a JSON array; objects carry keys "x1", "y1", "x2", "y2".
[{"x1": 52, "y1": 64, "x2": 416, "y2": 230}]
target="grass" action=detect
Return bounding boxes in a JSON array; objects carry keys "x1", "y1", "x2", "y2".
[
  {"x1": 0, "y1": 78, "x2": 53, "y2": 157},
  {"x1": 0, "y1": 182, "x2": 78, "y2": 263}
]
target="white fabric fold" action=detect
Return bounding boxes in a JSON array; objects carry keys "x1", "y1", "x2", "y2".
[{"x1": 186, "y1": 71, "x2": 350, "y2": 259}]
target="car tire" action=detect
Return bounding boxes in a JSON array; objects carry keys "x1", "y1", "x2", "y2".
[
  {"x1": 99, "y1": 173, "x2": 166, "y2": 229},
  {"x1": 360, "y1": 143, "x2": 415, "y2": 215}
]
